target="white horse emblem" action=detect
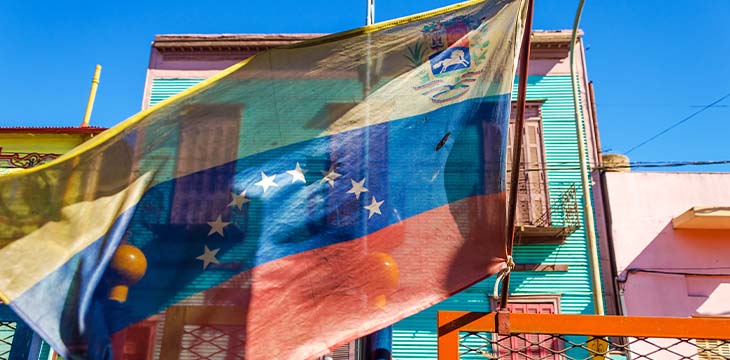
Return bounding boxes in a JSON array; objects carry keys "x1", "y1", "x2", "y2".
[{"x1": 432, "y1": 49, "x2": 470, "y2": 74}]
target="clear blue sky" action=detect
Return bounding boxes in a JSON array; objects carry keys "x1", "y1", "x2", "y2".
[{"x1": 1, "y1": 0, "x2": 728, "y2": 171}]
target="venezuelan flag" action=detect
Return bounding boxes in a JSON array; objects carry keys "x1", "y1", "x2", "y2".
[{"x1": 0, "y1": 0, "x2": 525, "y2": 358}]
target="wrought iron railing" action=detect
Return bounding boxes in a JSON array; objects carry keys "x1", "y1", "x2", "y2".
[
  {"x1": 438, "y1": 312, "x2": 730, "y2": 360},
  {"x1": 0, "y1": 321, "x2": 16, "y2": 360},
  {"x1": 534, "y1": 184, "x2": 580, "y2": 231}
]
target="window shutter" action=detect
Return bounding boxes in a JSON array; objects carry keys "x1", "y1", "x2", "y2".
[
  {"x1": 170, "y1": 105, "x2": 243, "y2": 224},
  {"x1": 506, "y1": 103, "x2": 549, "y2": 226},
  {"x1": 331, "y1": 342, "x2": 355, "y2": 360},
  {"x1": 523, "y1": 120, "x2": 549, "y2": 224},
  {"x1": 697, "y1": 339, "x2": 730, "y2": 360},
  {"x1": 320, "y1": 341, "x2": 357, "y2": 360}
]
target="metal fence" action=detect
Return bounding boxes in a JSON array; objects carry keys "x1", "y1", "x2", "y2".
[
  {"x1": 438, "y1": 312, "x2": 730, "y2": 360},
  {"x1": 0, "y1": 321, "x2": 16, "y2": 360}
]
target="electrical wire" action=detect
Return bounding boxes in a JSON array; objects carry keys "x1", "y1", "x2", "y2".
[
  {"x1": 618, "y1": 268, "x2": 730, "y2": 283},
  {"x1": 504, "y1": 159, "x2": 730, "y2": 173},
  {"x1": 598, "y1": 103, "x2": 729, "y2": 108},
  {"x1": 625, "y1": 91, "x2": 730, "y2": 154}
]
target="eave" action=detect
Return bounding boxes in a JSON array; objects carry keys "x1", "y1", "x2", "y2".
[
  {"x1": 673, "y1": 206, "x2": 730, "y2": 230},
  {"x1": 151, "y1": 30, "x2": 583, "y2": 59},
  {"x1": 0, "y1": 127, "x2": 106, "y2": 135}
]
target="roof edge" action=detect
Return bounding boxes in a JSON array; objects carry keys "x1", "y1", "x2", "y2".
[
  {"x1": 0, "y1": 127, "x2": 107, "y2": 134},
  {"x1": 151, "y1": 30, "x2": 583, "y2": 52}
]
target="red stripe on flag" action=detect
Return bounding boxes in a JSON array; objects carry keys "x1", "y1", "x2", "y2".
[{"x1": 116, "y1": 192, "x2": 506, "y2": 359}]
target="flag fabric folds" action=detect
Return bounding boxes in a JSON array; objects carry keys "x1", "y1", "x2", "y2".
[{"x1": 0, "y1": 0, "x2": 525, "y2": 358}]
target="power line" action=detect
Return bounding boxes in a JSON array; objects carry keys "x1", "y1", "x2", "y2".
[
  {"x1": 618, "y1": 159, "x2": 730, "y2": 169},
  {"x1": 598, "y1": 103, "x2": 729, "y2": 109},
  {"x1": 625, "y1": 91, "x2": 730, "y2": 154},
  {"x1": 618, "y1": 268, "x2": 730, "y2": 283},
  {"x1": 505, "y1": 159, "x2": 730, "y2": 173}
]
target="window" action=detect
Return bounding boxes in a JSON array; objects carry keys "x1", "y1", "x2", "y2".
[
  {"x1": 506, "y1": 102, "x2": 549, "y2": 226},
  {"x1": 170, "y1": 104, "x2": 243, "y2": 224},
  {"x1": 697, "y1": 339, "x2": 730, "y2": 360},
  {"x1": 319, "y1": 341, "x2": 359, "y2": 360}
]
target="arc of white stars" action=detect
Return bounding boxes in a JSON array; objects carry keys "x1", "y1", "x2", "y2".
[
  {"x1": 228, "y1": 190, "x2": 249, "y2": 210},
  {"x1": 364, "y1": 196, "x2": 384, "y2": 219},
  {"x1": 207, "y1": 215, "x2": 230, "y2": 237},
  {"x1": 255, "y1": 171, "x2": 279, "y2": 193},
  {"x1": 320, "y1": 166, "x2": 342, "y2": 188},
  {"x1": 286, "y1": 162, "x2": 307, "y2": 184},
  {"x1": 347, "y1": 178, "x2": 368, "y2": 199},
  {"x1": 196, "y1": 245, "x2": 220, "y2": 270}
]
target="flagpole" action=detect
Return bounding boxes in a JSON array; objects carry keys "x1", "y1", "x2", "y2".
[
  {"x1": 366, "y1": 0, "x2": 375, "y2": 26},
  {"x1": 499, "y1": 0, "x2": 534, "y2": 311}
]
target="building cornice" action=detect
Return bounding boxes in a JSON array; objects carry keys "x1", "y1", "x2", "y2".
[
  {"x1": 152, "y1": 34, "x2": 325, "y2": 54},
  {"x1": 151, "y1": 30, "x2": 583, "y2": 58}
]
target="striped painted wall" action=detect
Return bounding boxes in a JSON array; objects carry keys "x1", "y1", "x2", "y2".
[
  {"x1": 509, "y1": 75, "x2": 595, "y2": 314},
  {"x1": 392, "y1": 75, "x2": 597, "y2": 359},
  {"x1": 148, "y1": 78, "x2": 205, "y2": 107},
  {"x1": 147, "y1": 75, "x2": 598, "y2": 359}
]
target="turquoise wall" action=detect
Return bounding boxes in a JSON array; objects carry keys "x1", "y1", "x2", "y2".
[
  {"x1": 392, "y1": 75, "x2": 597, "y2": 359},
  {"x1": 148, "y1": 78, "x2": 204, "y2": 107},
  {"x1": 148, "y1": 75, "x2": 598, "y2": 359}
]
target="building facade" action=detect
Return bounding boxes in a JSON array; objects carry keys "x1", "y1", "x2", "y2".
[
  {"x1": 141, "y1": 29, "x2": 607, "y2": 359},
  {"x1": 596, "y1": 170, "x2": 730, "y2": 356},
  {"x1": 0, "y1": 126, "x2": 105, "y2": 360},
  {"x1": 599, "y1": 171, "x2": 730, "y2": 317},
  {"x1": 0, "y1": 127, "x2": 103, "y2": 174}
]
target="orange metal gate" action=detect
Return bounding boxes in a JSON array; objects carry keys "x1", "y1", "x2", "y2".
[{"x1": 437, "y1": 311, "x2": 730, "y2": 359}]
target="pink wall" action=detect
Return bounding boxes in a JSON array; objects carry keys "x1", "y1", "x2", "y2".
[{"x1": 603, "y1": 172, "x2": 730, "y2": 317}]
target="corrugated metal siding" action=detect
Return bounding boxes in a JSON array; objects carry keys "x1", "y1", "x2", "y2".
[
  {"x1": 148, "y1": 78, "x2": 204, "y2": 107},
  {"x1": 149, "y1": 75, "x2": 597, "y2": 360},
  {"x1": 392, "y1": 75, "x2": 597, "y2": 359}
]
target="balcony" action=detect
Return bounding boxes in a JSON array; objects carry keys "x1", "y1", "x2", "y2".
[{"x1": 513, "y1": 179, "x2": 580, "y2": 245}]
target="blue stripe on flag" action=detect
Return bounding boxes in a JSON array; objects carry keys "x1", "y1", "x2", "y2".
[{"x1": 11, "y1": 94, "x2": 509, "y2": 358}]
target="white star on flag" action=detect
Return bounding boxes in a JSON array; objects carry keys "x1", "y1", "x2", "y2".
[
  {"x1": 347, "y1": 178, "x2": 368, "y2": 199},
  {"x1": 207, "y1": 215, "x2": 230, "y2": 237},
  {"x1": 364, "y1": 196, "x2": 384, "y2": 218},
  {"x1": 320, "y1": 166, "x2": 342, "y2": 188},
  {"x1": 286, "y1": 162, "x2": 307, "y2": 183},
  {"x1": 196, "y1": 245, "x2": 220, "y2": 270},
  {"x1": 228, "y1": 190, "x2": 250, "y2": 210},
  {"x1": 255, "y1": 171, "x2": 279, "y2": 193}
]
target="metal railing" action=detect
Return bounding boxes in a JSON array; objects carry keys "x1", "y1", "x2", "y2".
[
  {"x1": 534, "y1": 184, "x2": 580, "y2": 230},
  {"x1": 0, "y1": 321, "x2": 16, "y2": 360},
  {"x1": 438, "y1": 312, "x2": 730, "y2": 360}
]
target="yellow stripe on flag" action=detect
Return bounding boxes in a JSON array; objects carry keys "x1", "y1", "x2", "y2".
[{"x1": 0, "y1": 173, "x2": 152, "y2": 303}]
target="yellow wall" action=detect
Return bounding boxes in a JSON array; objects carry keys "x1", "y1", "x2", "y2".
[
  {"x1": 0, "y1": 131, "x2": 98, "y2": 174},
  {"x1": 0, "y1": 133, "x2": 93, "y2": 154}
]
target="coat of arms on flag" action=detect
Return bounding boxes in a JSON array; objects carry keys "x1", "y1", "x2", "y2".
[{"x1": 409, "y1": 14, "x2": 494, "y2": 103}]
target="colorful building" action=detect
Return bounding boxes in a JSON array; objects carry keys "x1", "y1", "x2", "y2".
[
  {"x1": 0, "y1": 126, "x2": 105, "y2": 360},
  {"x1": 0, "y1": 30, "x2": 608, "y2": 360},
  {"x1": 596, "y1": 169, "x2": 730, "y2": 356},
  {"x1": 0, "y1": 127, "x2": 104, "y2": 174},
  {"x1": 391, "y1": 30, "x2": 610, "y2": 359},
  {"x1": 140, "y1": 29, "x2": 607, "y2": 359}
]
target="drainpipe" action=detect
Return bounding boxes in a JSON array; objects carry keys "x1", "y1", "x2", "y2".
[
  {"x1": 568, "y1": 0, "x2": 604, "y2": 315},
  {"x1": 617, "y1": 286, "x2": 632, "y2": 360},
  {"x1": 365, "y1": 326, "x2": 392, "y2": 360},
  {"x1": 598, "y1": 167, "x2": 623, "y2": 315}
]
